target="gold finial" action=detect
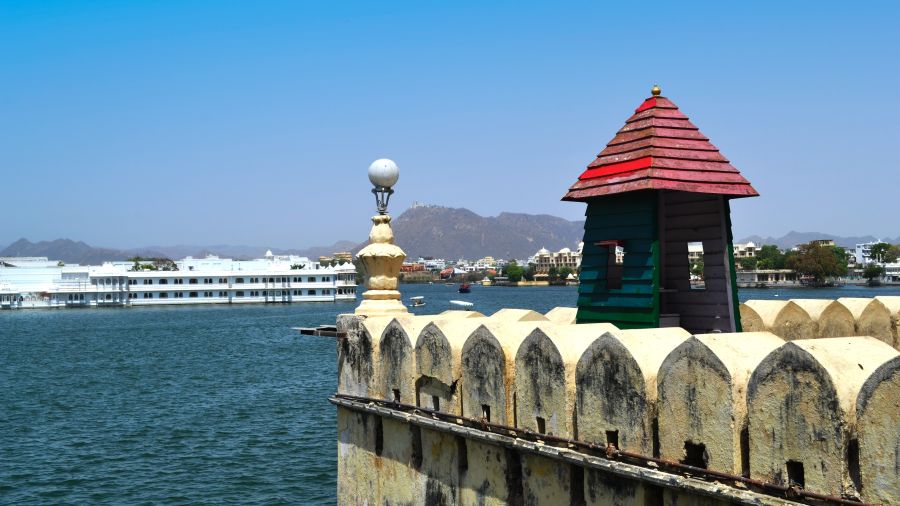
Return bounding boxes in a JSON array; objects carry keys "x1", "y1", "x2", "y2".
[{"x1": 651, "y1": 84, "x2": 661, "y2": 96}]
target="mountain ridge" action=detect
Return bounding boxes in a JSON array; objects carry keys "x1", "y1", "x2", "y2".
[
  {"x1": 737, "y1": 231, "x2": 900, "y2": 249},
  {"x1": 3, "y1": 208, "x2": 897, "y2": 264}
]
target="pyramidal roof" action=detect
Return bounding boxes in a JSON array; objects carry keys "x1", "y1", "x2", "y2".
[{"x1": 562, "y1": 87, "x2": 758, "y2": 202}]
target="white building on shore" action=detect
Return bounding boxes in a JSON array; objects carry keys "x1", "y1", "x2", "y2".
[{"x1": 0, "y1": 252, "x2": 356, "y2": 309}]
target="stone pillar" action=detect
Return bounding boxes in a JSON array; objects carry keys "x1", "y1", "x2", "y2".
[{"x1": 355, "y1": 213, "x2": 408, "y2": 316}]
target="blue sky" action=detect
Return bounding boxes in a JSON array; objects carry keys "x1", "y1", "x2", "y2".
[{"x1": 1, "y1": 1, "x2": 898, "y2": 249}]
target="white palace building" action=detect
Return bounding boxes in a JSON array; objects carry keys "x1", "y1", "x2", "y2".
[{"x1": 0, "y1": 251, "x2": 357, "y2": 309}]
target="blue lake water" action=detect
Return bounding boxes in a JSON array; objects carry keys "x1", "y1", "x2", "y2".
[{"x1": 2, "y1": 284, "x2": 898, "y2": 504}]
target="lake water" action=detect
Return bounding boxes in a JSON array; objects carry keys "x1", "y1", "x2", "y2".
[{"x1": 2, "y1": 284, "x2": 898, "y2": 504}]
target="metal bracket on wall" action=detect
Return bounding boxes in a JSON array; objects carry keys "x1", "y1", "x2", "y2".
[{"x1": 294, "y1": 325, "x2": 346, "y2": 339}]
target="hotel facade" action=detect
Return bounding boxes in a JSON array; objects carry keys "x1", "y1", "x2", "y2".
[{"x1": 0, "y1": 251, "x2": 357, "y2": 309}]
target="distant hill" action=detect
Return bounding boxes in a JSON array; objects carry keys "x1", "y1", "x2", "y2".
[
  {"x1": 0, "y1": 238, "x2": 166, "y2": 265},
  {"x1": 142, "y1": 241, "x2": 358, "y2": 261},
  {"x1": 737, "y1": 231, "x2": 900, "y2": 249},
  {"x1": 372, "y1": 205, "x2": 585, "y2": 260},
  {"x1": 0, "y1": 238, "x2": 361, "y2": 265}
]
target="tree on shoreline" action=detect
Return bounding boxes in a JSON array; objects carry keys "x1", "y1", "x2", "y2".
[
  {"x1": 863, "y1": 263, "x2": 885, "y2": 283},
  {"x1": 505, "y1": 261, "x2": 524, "y2": 282},
  {"x1": 785, "y1": 242, "x2": 848, "y2": 283}
]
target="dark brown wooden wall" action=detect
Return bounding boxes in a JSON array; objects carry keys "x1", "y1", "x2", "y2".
[{"x1": 659, "y1": 191, "x2": 736, "y2": 333}]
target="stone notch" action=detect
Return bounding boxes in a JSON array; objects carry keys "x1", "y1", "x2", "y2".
[{"x1": 563, "y1": 90, "x2": 758, "y2": 201}]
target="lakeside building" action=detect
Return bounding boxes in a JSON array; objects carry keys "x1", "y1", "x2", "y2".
[
  {"x1": 0, "y1": 252, "x2": 356, "y2": 309},
  {"x1": 732, "y1": 241, "x2": 757, "y2": 259},
  {"x1": 854, "y1": 239, "x2": 886, "y2": 264},
  {"x1": 530, "y1": 243, "x2": 583, "y2": 273}
]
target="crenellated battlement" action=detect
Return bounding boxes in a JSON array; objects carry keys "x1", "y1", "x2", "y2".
[
  {"x1": 334, "y1": 299, "x2": 900, "y2": 505},
  {"x1": 740, "y1": 296, "x2": 899, "y2": 348}
]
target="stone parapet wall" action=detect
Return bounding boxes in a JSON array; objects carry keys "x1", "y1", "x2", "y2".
[
  {"x1": 335, "y1": 301, "x2": 899, "y2": 505},
  {"x1": 740, "y1": 297, "x2": 898, "y2": 348}
]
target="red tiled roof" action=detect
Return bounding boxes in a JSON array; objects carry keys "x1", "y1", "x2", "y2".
[{"x1": 562, "y1": 93, "x2": 758, "y2": 202}]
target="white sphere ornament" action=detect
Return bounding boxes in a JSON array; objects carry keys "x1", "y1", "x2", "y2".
[{"x1": 368, "y1": 158, "x2": 400, "y2": 188}]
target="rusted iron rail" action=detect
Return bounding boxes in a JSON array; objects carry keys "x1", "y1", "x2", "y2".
[{"x1": 331, "y1": 393, "x2": 875, "y2": 506}]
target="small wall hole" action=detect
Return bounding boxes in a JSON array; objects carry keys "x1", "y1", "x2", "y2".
[
  {"x1": 606, "y1": 430, "x2": 619, "y2": 448},
  {"x1": 682, "y1": 441, "x2": 708, "y2": 469},
  {"x1": 644, "y1": 484, "x2": 663, "y2": 506},
  {"x1": 392, "y1": 388, "x2": 401, "y2": 403},
  {"x1": 410, "y1": 425, "x2": 423, "y2": 469},
  {"x1": 536, "y1": 416, "x2": 546, "y2": 434},
  {"x1": 504, "y1": 449, "x2": 524, "y2": 505},
  {"x1": 651, "y1": 418, "x2": 660, "y2": 458},
  {"x1": 481, "y1": 404, "x2": 491, "y2": 422},
  {"x1": 456, "y1": 436, "x2": 468, "y2": 474},
  {"x1": 431, "y1": 395, "x2": 441, "y2": 411},
  {"x1": 786, "y1": 460, "x2": 805, "y2": 488},
  {"x1": 740, "y1": 427, "x2": 750, "y2": 477},
  {"x1": 374, "y1": 416, "x2": 384, "y2": 457},
  {"x1": 848, "y1": 438, "x2": 862, "y2": 493},
  {"x1": 569, "y1": 464, "x2": 585, "y2": 506}
]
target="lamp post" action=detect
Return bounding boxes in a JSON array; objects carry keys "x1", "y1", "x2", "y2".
[{"x1": 355, "y1": 159, "x2": 409, "y2": 316}]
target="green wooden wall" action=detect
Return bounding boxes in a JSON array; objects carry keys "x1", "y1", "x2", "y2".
[{"x1": 576, "y1": 191, "x2": 660, "y2": 329}]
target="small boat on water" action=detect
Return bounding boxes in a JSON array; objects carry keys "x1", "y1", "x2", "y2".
[
  {"x1": 449, "y1": 300, "x2": 474, "y2": 310},
  {"x1": 410, "y1": 296, "x2": 426, "y2": 307},
  {"x1": 458, "y1": 283, "x2": 471, "y2": 293}
]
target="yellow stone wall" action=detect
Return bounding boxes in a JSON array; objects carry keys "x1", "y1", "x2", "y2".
[{"x1": 334, "y1": 301, "x2": 900, "y2": 505}]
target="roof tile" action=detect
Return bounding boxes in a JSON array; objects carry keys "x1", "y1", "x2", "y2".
[{"x1": 564, "y1": 92, "x2": 758, "y2": 201}]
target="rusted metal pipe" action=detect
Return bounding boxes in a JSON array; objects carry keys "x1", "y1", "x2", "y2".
[{"x1": 331, "y1": 393, "x2": 875, "y2": 506}]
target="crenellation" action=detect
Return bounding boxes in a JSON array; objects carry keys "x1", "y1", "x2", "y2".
[
  {"x1": 575, "y1": 327, "x2": 690, "y2": 456},
  {"x1": 544, "y1": 306, "x2": 578, "y2": 325},
  {"x1": 790, "y1": 299, "x2": 856, "y2": 339},
  {"x1": 747, "y1": 336, "x2": 899, "y2": 498},
  {"x1": 855, "y1": 355, "x2": 900, "y2": 505},
  {"x1": 336, "y1": 298, "x2": 900, "y2": 504},
  {"x1": 739, "y1": 297, "x2": 900, "y2": 349},
  {"x1": 837, "y1": 297, "x2": 893, "y2": 346},
  {"x1": 490, "y1": 308, "x2": 549, "y2": 322},
  {"x1": 377, "y1": 318, "x2": 417, "y2": 404},
  {"x1": 657, "y1": 332, "x2": 785, "y2": 475},
  {"x1": 875, "y1": 295, "x2": 900, "y2": 348},
  {"x1": 512, "y1": 323, "x2": 614, "y2": 439}
]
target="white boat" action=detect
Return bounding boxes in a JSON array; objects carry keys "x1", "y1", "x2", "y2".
[
  {"x1": 449, "y1": 300, "x2": 474, "y2": 310},
  {"x1": 410, "y1": 296, "x2": 426, "y2": 307}
]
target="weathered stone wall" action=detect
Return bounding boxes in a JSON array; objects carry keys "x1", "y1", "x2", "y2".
[
  {"x1": 334, "y1": 302, "x2": 899, "y2": 505},
  {"x1": 740, "y1": 297, "x2": 895, "y2": 348}
]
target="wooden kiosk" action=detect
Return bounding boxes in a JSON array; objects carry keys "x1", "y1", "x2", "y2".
[{"x1": 564, "y1": 86, "x2": 758, "y2": 333}]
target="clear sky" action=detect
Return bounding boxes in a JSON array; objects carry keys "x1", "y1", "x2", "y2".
[{"x1": 1, "y1": 1, "x2": 898, "y2": 250}]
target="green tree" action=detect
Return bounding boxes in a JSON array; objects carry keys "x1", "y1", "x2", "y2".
[
  {"x1": 756, "y1": 245, "x2": 785, "y2": 269},
  {"x1": 870, "y1": 243, "x2": 891, "y2": 263},
  {"x1": 737, "y1": 257, "x2": 757, "y2": 270},
  {"x1": 887, "y1": 244, "x2": 900, "y2": 263},
  {"x1": 558, "y1": 266, "x2": 574, "y2": 280},
  {"x1": 690, "y1": 257, "x2": 705, "y2": 277},
  {"x1": 548, "y1": 266, "x2": 559, "y2": 281},
  {"x1": 523, "y1": 263, "x2": 536, "y2": 281},
  {"x1": 786, "y1": 243, "x2": 848, "y2": 283},
  {"x1": 505, "y1": 261, "x2": 524, "y2": 282},
  {"x1": 863, "y1": 263, "x2": 885, "y2": 282}
]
